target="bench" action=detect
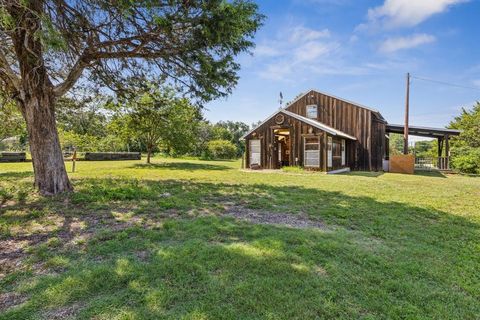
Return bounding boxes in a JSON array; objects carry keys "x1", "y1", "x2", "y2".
[
  {"x1": 0, "y1": 152, "x2": 27, "y2": 162},
  {"x1": 84, "y1": 152, "x2": 141, "y2": 161}
]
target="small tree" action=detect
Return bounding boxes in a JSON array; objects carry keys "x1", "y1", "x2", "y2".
[
  {"x1": 123, "y1": 86, "x2": 200, "y2": 163},
  {"x1": 214, "y1": 121, "x2": 249, "y2": 156}
]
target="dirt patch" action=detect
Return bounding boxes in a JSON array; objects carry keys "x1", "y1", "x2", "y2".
[
  {"x1": 42, "y1": 303, "x2": 83, "y2": 320},
  {"x1": 0, "y1": 291, "x2": 28, "y2": 311},
  {"x1": 135, "y1": 250, "x2": 150, "y2": 262},
  {"x1": 224, "y1": 206, "x2": 326, "y2": 230},
  {"x1": 0, "y1": 239, "x2": 29, "y2": 278}
]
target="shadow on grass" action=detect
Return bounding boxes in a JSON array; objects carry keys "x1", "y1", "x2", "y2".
[
  {"x1": 0, "y1": 171, "x2": 33, "y2": 179},
  {"x1": 0, "y1": 177, "x2": 479, "y2": 319},
  {"x1": 130, "y1": 162, "x2": 231, "y2": 171},
  {"x1": 342, "y1": 171, "x2": 385, "y2": 178},
  {"x1": 414, "y1": 170, "x2": 447, "y2": 178}
]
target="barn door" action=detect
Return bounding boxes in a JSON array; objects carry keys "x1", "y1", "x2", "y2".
[
  {"x1": 249, "y1": 139, "x2": 261, "y2": 166},
  {"x1": 304, "y1": 137, "x2": 320, "y2": 168},
  {"x1": 327, "y1": 136, "x2": 333, "y2": 168}
]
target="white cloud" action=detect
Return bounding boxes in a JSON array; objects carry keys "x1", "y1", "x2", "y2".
[
  {"x1": 254, "y1": 45, "x2": 281, "y2": 57},
  {"x1": 288, "y1": 26, "x2": 330, "y2": 43},
  {"x1": 360, "y1": 0, "x2": 468, "y2": 29},
  {"x1": 379, "y1": 34, "x2": 436, "y2": 53},
  {"x1": 255, "y1": 25, "x2": 339, "y2": 81},
  {"x1": 258, "y1": 63, "x2": 294, "y2": 81},
  {"x1": 294, "y1": 41, "x2": 338, "y2": 62}
]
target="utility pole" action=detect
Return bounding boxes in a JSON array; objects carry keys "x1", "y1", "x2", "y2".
[{"x1": 404, "y1": 72, "x2": 410, "y2": 155}]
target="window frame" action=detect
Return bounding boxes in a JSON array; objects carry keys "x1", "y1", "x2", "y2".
[
  {"x1": 305, "y1": 104, "x2": 318, "y2": 119},
  {"x1": 304, "y1": 136, "x2": 320, "y2": 168},
  {"x1": 327, "y1": 136, "x2": 333, "y2": 168},
  {"x1": 249, "y1": 139, "x2": 261, "y2": 166}
]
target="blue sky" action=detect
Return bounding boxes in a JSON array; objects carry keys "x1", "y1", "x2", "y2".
[{"x1": 204, "y1": 0, "x2": 480, "y2": 135}]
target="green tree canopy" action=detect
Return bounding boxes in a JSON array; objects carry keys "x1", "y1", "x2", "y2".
[
  {"x1": 0, "y1": 94, "x2": 26, "y2": 145},
  {"x1": 449, "y1": 102, "x2": 480, "y2": 173},
  {"x1": 0, "y1": 0, "x2": 263, "y2": 195},
  {"x1": 118, "y1": 86, "x2": 201, "y2": 163}
]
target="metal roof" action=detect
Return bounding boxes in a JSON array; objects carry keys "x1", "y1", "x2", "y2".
[
  {"x1": 241, "y1": 109, "x2": 357, "y2": 140},
  {"x1": 386, "y1": 124, "x2": 461, "y2": 138}
]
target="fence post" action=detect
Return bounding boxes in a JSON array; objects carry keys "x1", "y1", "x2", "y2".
[{"x1": 72, "y1": 147, "x2": 77, "y2": 173}]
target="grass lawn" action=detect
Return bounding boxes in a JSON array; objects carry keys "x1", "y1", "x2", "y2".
[{"x1": 1, "y1": 158, "x2": 479, "y2": 319}]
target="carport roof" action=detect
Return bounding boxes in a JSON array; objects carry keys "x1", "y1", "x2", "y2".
[{"x1": 386, "y1": 124, "x2": 461, "y2": 138}]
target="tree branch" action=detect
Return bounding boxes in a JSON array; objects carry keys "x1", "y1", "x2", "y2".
[
  {"x1": 53, "y1": 53, "x2": 91, "y2": 96},
  {"x1": 0, "y1": 49, "x2": 20, "y2": 92}
]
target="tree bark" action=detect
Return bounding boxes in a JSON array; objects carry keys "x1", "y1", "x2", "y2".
[
  {"x1": 20, "y1": 91, "x2": 72, "y2": 195},
  {"x1": 146, "y1": 146, "x2": 152, "y2": 164}
]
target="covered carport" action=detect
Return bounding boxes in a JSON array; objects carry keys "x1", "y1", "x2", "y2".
[{"x1": 385, "y1": 124, "x2": 461, "y2": 170}]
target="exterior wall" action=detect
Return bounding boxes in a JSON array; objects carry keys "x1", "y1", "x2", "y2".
[
  {"x1": 285, "y1": 90, "x2": 386, "y2": 171},
  {"x1": 390, "y1": 155, "x2": 414, "y2": 174},
  {"x1": 245, "y1": 112, "x2": 351, "y2": 171}
]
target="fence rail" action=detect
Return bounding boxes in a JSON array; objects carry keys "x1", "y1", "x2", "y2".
[{"x1": 415, "y1": 157, "x2": 449, "y2": 170}]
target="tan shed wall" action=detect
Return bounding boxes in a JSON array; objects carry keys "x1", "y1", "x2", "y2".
[{"x1": 389, "y1": 155, "x2": 415, "y2": 174}]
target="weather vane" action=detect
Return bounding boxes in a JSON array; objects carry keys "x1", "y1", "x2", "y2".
[{"x1": 279, "y1": 91, "x2": 283, "y2": 108}]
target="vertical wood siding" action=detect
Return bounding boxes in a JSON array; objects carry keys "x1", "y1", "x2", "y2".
[{"x1": 285, "y1": 90, "x2": 385, "y2": 171}]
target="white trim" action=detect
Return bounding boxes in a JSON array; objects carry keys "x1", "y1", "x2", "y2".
[
  {"x1": 242, "y1": 109, "x2": 357, "y2": 141},
  {"x1": 249, "y1": 139, "x2": 261, "y2": 166},
  {"x1": 241, "y1": 108, "x2": 284, "y2": 140},
  {"x1": 327, "y1": 136, "x2": 333, "y2": 168},
  {"x1": 341, "y1": 139, "x2": 346, "y2": 166},
  {"x1": 282, "y1": 110, "x2": 357, "y2": 140},
  {"x1": 303, "y1": 136, "x2": 320, "y2": 168},
  {"x1": 306, "y1": 104, "x2": 317, "y2": 119}
]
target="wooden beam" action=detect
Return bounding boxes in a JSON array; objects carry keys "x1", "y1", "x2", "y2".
[
  {"x1": 385, "y1": 133, "x2": 390, "y2": 160},
  {"x1": 437, "y1": 137, "x2": 443, "y2": 158},
  {"x1": 404, "y1": 73, "x2": 410, "y2": 154},
  {"x1": 445, "y1": 134, "x2": 450, "y2": 169}
]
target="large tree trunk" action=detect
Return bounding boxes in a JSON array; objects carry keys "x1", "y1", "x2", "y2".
[
  {"x1": 7, "y1": 0, "x2": 73, "y2": 196},
  {"x1": 20, "y1": 91, "x2": 72, "y2": 195}
]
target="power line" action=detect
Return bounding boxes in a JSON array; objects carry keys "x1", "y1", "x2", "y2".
[{"x1": 411, "y1": 75, "x2": 480, "y2": 92}]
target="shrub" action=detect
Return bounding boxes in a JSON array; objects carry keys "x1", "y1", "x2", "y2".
[
  {"x1": 206, "y1": 139, "x2": 237, "y2": 159},
  {"x1": 451, "y1": 148, "x2": 480, "y2": 174}
]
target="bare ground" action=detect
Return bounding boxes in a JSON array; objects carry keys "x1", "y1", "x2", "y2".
[{"x1": 224, "y1": 206, "x2": 327, "y2": 230}]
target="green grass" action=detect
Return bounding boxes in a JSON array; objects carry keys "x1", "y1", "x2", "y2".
[{"x1": 0, "y1": 157, "x2": 479, "y2": 319}]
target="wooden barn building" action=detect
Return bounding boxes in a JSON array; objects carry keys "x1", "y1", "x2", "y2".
[{"x1": 243, "y1": 89, "x2": 460, "y2": 172}]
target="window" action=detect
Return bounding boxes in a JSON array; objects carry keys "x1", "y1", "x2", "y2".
[
  {"x1": 327, "y1": 136, "x2": 333, "y2": 168},
  {"x1": 304, "y1": 137, "x2": 320, "y2": 167},
  {"x1": 249, "y1": 139, "x2": 261, "y2": 166},
  {"x1": 332, "y1": 141, "x2": 341, "y2": 157},
  {"x1": 341, "y1": 139, "x2": 346, "y2": 166},
  {"x1": 306, "y1": 105, "x2": 317, "y2": 119}
]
